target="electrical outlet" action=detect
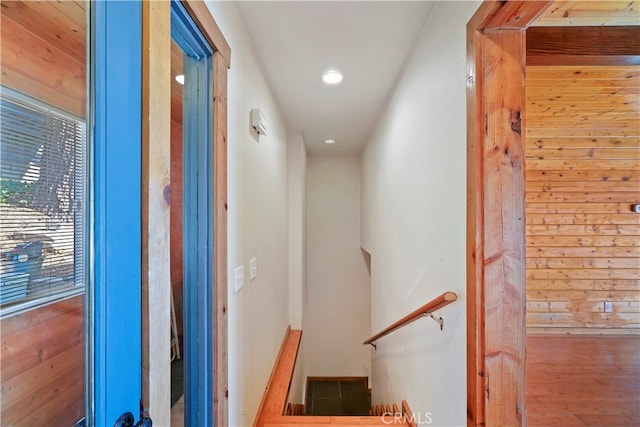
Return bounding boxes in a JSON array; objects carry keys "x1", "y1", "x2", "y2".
[
  {"x1": 249, "y1": 258, "x2": 257, "y2": 280},
  {"x1": 604, "y1": 301, "x2": 613, "y2": 313},
  {"x1": 234, "y1": 265, "x2": 244, "y2": 293}
]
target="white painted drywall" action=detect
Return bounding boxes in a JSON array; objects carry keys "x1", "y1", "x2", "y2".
[
  {"x1": 287, "y1": 131, "x2": 308, "y2": 404},
  {"x1": 305, "y1": 153, "x2": 371, "y2": 380},
  {"x1": 361, "y1": 1, "x2": 480, "y2": 425},
  {"x1": 205, "y1": 2, "x2": 291, "y2": 426},
  {"x1": 288, "y1": 131, "x2": 307, "y2": 331}
]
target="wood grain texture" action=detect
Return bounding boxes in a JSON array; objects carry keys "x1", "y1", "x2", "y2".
[
  {"x1": 254, "y1": 327, "x2": 302, "y2": 426},
  {"x1": 0, "y1": 0, "x2": 85, "y2": 63},
  {"x1": 525, "y1": 65, "x2": 640, "y2": 333},
  {"x1": 466, "y1": 4, "x2": 504, "y2": 426},
  {"x1": 466, "y1": 2, "x2": 554, "y2": 426},
  {"x1": 527, "y1": 335, "x2": 640, "y2": 425},
  {"x1": 0, "y1": 2, "x2": 86, "y2": 425},
  {"x1": 182, "y1": 0, "x2": 231, "y2": 67},
  {"x1": 481, "y1": 28, "x2": 529, "y2": 426},
  {"x1": 363, "y1": 292, "x2": 457, "y2": 345},
  {"x1": 0, "y1": 4, "x2": 85, "y2": 117},
  {"x1": 527, "y1": 26, "x2": 640, "y2": 66},
  {"x1": 532, "y1": 0, "x2": 640, "y2": 27},
  {"x1": 170, "y1": 40, "x2": 185, "y2": 345},
  {"x1": 213, "y1": 50, "x2": 229, "y2": 427},
  {"x1": 527, "y1": 26, "x2": 640, "y2": 56},
  {"x1": 141, "y1": 1, "x2": 172, "y2": 424},
  {"x1": 0, "y1": 296, "x2": 84, "y2": 426}
]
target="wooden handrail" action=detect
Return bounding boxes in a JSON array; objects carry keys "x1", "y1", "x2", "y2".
[
  {"x1": 363, "y1": 291, "x2": 457, "y2": 345},
  {"x1": 254, "y1": 326, "x2": 303, "y2": 426}
]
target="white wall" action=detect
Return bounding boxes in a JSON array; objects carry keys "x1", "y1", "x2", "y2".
[
  {"x1": 361, "y1": 1, "x2": 480, "y2": 425},
  {"x1": 305, "y1": 153, "x2": 371, "y2": 379},
  {"x1": 287, "y1": 131, "x2": 307, "y2": 403},
  {"x1": 288, "y1": 131, "x2": 307, "y2": 331},
  {"x1": 205, "y1": 2, "x2": 291, "y2": 426}
]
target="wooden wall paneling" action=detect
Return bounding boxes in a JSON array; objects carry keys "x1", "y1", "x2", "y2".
[
  {"x1": 11, "y1": 371, "x2": 84, "y2": 426},
  {"x1": 526, "y1": 26, "x2": 640, "y2": 66},
  {"x1": 0, "y1": 13, "x2": 85, "y2": 117},
  {"x1": 1, "y1": 2, "x2": 86, "y2": 425},
  {"x1": 525, "y1": 65, "x2": 640, "y2": 334},
  {"x1": 0, "y1": 296, "x2": 84, "y2": 426},
  {"x1": 170, "y1": 40, "x2": 185, "y2": 342},
  {"x1": 1, "y1": 303, "x2": 83, "y2": 380},
  {"x1": 532, "y1": 0, "x2": 640, "y2": 27},
  {"x1": 1, "y1": 344, "x2": 83, "y2": 424},
  {"x1": 141, "y1": 1, "x2": 172, "y2": 425},
  {"x1": 0, "y1": 0, "x2": 85, "y2": 63}
]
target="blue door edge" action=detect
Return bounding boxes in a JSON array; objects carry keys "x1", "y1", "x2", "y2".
[
  {"x1": 172, "y1": 1, "x2": 215, "y2": 426},
  {"x1": 88, "y1": 1, "x2": 143, "y2": 425}
]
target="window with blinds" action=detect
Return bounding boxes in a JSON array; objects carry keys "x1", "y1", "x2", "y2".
[{"x1": 0, "y1": 87, "x2": 86, "y2": 313}]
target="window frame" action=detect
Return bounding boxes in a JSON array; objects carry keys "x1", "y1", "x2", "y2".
[{"x1": 0, "y1": 86, "x2": 87, "y2": 318}]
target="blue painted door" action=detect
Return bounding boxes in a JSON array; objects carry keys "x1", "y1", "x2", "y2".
[
  {"x1": 90, "y1": 1, "x2": 143, "y2": 425},
  {"x1": 171, "y1": 2, "x2": 216, "y2": 426}
]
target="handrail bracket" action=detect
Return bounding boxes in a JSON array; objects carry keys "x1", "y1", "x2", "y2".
[
  {"x1": 362, "y1": 291, "x2": 457, "y2": 347},
  {"x1": 369, "y1": 342, "x2": 377, "y2": 350},
  {"x1": 425, "y1": 312, "x2": 444, "y2": 330}
]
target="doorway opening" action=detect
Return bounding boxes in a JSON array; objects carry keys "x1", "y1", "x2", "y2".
[{"x1": 169, "y1": 1, "x2": 215, "y2": 425}]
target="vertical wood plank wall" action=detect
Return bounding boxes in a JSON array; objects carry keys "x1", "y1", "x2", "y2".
[
  {"x1": 1, "y1": 3, "x2": 86, "y2": 425},
  {"x1": 525, "y1": 65, "x2": 640, "y2": 334},
  {"x1": 170, "y1": 41, "x2": 185, "y2": 342},
  {"x1": 1, "y1": 296, "x2": 84, "y2": 425}
]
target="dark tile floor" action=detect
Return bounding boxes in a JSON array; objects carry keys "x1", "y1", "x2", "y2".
[
  {"x1": 171, "y1": 358, "x2": 184, "y2": 407},
  {"x1": 306, "y1": 379, "x2": 370, "y2": 416}
]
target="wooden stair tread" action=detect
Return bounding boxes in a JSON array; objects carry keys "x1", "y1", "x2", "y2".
[{"x1": 263, "y1": 415, "x2": 407, "y2": 425}]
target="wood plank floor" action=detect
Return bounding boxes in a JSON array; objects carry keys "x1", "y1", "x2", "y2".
[{"x1": 527, "y1": 335, "x2": 640, "y2": 426}]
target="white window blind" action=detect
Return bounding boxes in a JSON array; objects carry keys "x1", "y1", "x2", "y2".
[{"x1": 0, "y1": 87, "x2": 86, "y2": 312}]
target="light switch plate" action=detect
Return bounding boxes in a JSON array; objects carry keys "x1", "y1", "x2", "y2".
[
  {"x1": 234, "y1": 265, "x2": 244, "y2": 293},
  {"x1": 249, "y1": 258, "x2": 257, "y2": 280}
]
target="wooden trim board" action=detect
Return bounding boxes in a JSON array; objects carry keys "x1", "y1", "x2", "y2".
[{"x1": 466, "y1": 1, "x2": 552, "y2": 426}]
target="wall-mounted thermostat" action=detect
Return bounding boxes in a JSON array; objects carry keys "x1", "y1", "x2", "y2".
[{"x1": 251, "y1": 108, "x2": 267, "y2": 136}]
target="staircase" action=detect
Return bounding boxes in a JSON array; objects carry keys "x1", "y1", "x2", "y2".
[{"x1": 254, "y1": 327, "x2": 415, "y2": 427}]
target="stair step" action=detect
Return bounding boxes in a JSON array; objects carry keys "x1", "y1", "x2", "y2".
[{"x1": 263, "y1": 415, "x2": 407, "y2": 425}]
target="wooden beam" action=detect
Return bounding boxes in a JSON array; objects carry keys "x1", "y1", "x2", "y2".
[
  {"x1": 527, "y1": 55, "x2": 640, "y2": 66},
  {"x1": 482, "y1": 28, "x2": 529, "y2": 426},
  {"x1": 141, "y1": 1, "x2": 172, "y2": 425},
  {"x1": 484, "y1": 0, "x2": 552, "y2": 30},
  {"x1": 213, "y1": 49, "x2": 229, "y2": 427},
  {"x1": 467, "y1": 1, "x2": 552, "y2": 426},
  {"x1": 527, "y1": 26, "x2": 640, "y2": 66},
  {"x1": 466, "y1": 4, "x2": 502, "y2": 426}
]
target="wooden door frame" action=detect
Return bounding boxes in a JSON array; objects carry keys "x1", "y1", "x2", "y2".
[
  {"x1": 466, "y1": 1, "x2": 552, "y2": 426},
  {"x1": 141, "y1": 1, "x2": 230, "y2": 425}
]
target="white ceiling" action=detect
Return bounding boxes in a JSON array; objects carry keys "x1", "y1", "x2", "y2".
[{"x1": 235, "y1": 1, "x2": 437, "y2": 152}]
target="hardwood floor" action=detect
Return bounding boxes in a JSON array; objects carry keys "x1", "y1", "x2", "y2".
[{"x1": 527, "y1": 335, "x2": 640, "y2": 426}]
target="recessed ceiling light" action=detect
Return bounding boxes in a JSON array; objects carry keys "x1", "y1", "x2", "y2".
[
  {"x1": 322, "y1": 70, "x2": 343, "y2": 86},
  {"x1": 175, "y1": 74, "x2": 185, "y2": 85},
  {"x1": 324, "y1": 139, "x2": 336, "y2": 144}
]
